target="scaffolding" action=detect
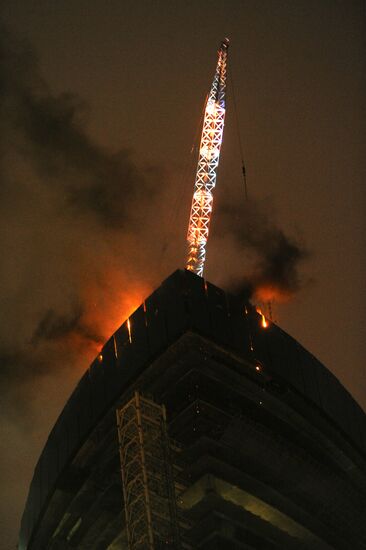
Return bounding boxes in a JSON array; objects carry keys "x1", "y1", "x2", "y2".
[{"x1": 116, "y1": 392, "x2": 181, "y2": 549}]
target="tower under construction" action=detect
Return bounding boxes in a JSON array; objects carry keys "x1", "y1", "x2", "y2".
[
  {"x1": 19, "y1": 39, "x2": 366, "y2": 549},
  {"x1": 19, "y1": 269, "x2": 366, "y2": 549}
]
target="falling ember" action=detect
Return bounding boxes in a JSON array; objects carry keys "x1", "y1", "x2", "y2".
[
  {"x1": 127, "y1": 318, "x2": 132, "y2": 344},
  {"x1": 256, "y1": 308, "x2": 268, "y2": 329},
  {"x1": 97, "y1": 353, "x2": 103, "y2": 363},
  {"x1": 113, "y1": 335, "x2": 118, "y2": 359}
]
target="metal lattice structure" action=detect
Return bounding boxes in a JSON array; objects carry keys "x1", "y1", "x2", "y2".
[
  {"x1": 116, "y1": 392, "x2": 181, "y2": 549},
  {"x1": 186, "y1": 38, "x2": 229, "y2": 277}
]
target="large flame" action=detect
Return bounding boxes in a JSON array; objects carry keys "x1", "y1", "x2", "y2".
[
  {"x1": 256, "y1": 307, "x2": 269, "y2": 329},
  {"x1": 73, "y1": 269, "x2": 151, "y2": 365}
]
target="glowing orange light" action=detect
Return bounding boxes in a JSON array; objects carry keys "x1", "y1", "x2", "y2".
[
  {"x1": 256, "y1": 308, "x2": 268, "y2": 329},
  {"x1": 255, "y1": 365, "x2": 261, "y2": 372},
  {"x1": 127, "y1": 318, "x2": 132, "y2": 343},
  {"x1": 113, "y1": 335, "x2": 118, "y2": 359},
  {"x1": 254, "y1": 285, "x2": 291, "y2": 304},
  {"x1": 98, "y1": 353, "x2": 103, "y2": 363},
  {"x1": 80, "y1": 274, "x2": 149, "y2": 355}
]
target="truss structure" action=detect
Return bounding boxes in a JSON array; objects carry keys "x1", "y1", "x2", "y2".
[
  {"x1": 186, "y1": 39, "x2": 229, "y2": 277},
  {"x1": 116, "y1": 392, "x2": 181, "y2": 549}
]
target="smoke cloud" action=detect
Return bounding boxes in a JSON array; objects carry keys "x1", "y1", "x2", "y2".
[
  {"x1": 0, "y1": 25, "x2": 168, "y2": 409},
  {"x1": 209, "y1": 199, "x2": 309, "y2": 303}
]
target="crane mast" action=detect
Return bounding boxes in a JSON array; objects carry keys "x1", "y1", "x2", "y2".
[{"x1": 186, "y1": 38, "x2": 229, "y2": 277}]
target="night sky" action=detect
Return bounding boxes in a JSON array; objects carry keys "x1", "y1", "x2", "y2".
[{"x1": 0, "y1": 1, "x2": 365, "y2": 548}]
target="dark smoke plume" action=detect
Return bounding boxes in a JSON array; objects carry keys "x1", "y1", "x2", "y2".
[
  {"x1": 31, "y1": 305, "x2": 103, "y2": 345},
  {"x1": 210, "y1": 199, "x2": 309, "y2": 302},
  {"x1": 0, "y1": 24, "x2": 177, "y2": 547}
]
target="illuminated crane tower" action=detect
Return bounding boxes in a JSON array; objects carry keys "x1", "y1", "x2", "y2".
[{"x1": 186, "y1": 38, "x2": 229, "y2": 277}]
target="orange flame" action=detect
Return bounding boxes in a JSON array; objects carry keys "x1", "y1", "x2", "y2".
[
  {"x1": 127, "y1": 318, "x2": 132, "y2": 344},
  {"x1": 72, "y1": 269, "x2": 150, "y2": 368},
  {"x1": 254, "y1": 285, "x2": 292, "y2": 304},
  {"x1": 256, "y1": 307, "x2": 268, "y2": 329}
]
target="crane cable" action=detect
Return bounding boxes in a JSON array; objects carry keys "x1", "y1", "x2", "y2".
[
  {"x1": 228, "y1": 63, "x2": 248, "y2": 201},
  {"x1": 228, "y1": 65, "x2": 275, "y2": 321}
]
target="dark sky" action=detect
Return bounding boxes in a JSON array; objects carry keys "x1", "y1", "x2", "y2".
[{"x1": 0, "y1": 1, "x2": 365, "y2": 548}]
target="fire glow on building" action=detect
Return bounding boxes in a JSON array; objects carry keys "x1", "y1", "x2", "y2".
[{"x1": 19, "y1": 40, "x2": 366, "y2": 550}]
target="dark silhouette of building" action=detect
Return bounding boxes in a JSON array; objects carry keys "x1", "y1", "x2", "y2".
[{"x1": 19, "y1": 270, "x2": 366, "y2": 549}]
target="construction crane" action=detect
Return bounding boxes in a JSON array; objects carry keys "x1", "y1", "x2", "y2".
[{"x1": 186, "y1": 38, "x2": 229, "y2": 277}]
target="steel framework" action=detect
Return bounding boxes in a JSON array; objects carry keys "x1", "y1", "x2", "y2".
[
  {"x1": 116, "y1": 392, "x2": 181, "y2": 549},
  {"x1": 186, "y1": 39, "x2": 229, "y2": 276}
]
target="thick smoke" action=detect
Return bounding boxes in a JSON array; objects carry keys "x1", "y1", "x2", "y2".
[
  {"x1": 209, "y1": 199, "x2": 309, "y2": 303},
  {"x1": 0, "y1": 25, "x2": 171, "y2": 419}
]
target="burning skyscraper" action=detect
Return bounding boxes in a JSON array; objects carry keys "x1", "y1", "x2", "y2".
[
  {"x1": 19, "y1": 269, "x2": 366, "y2": 549},
  {"x1": 18, "y1": 38, "x2": 366, "y2": 549}
]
